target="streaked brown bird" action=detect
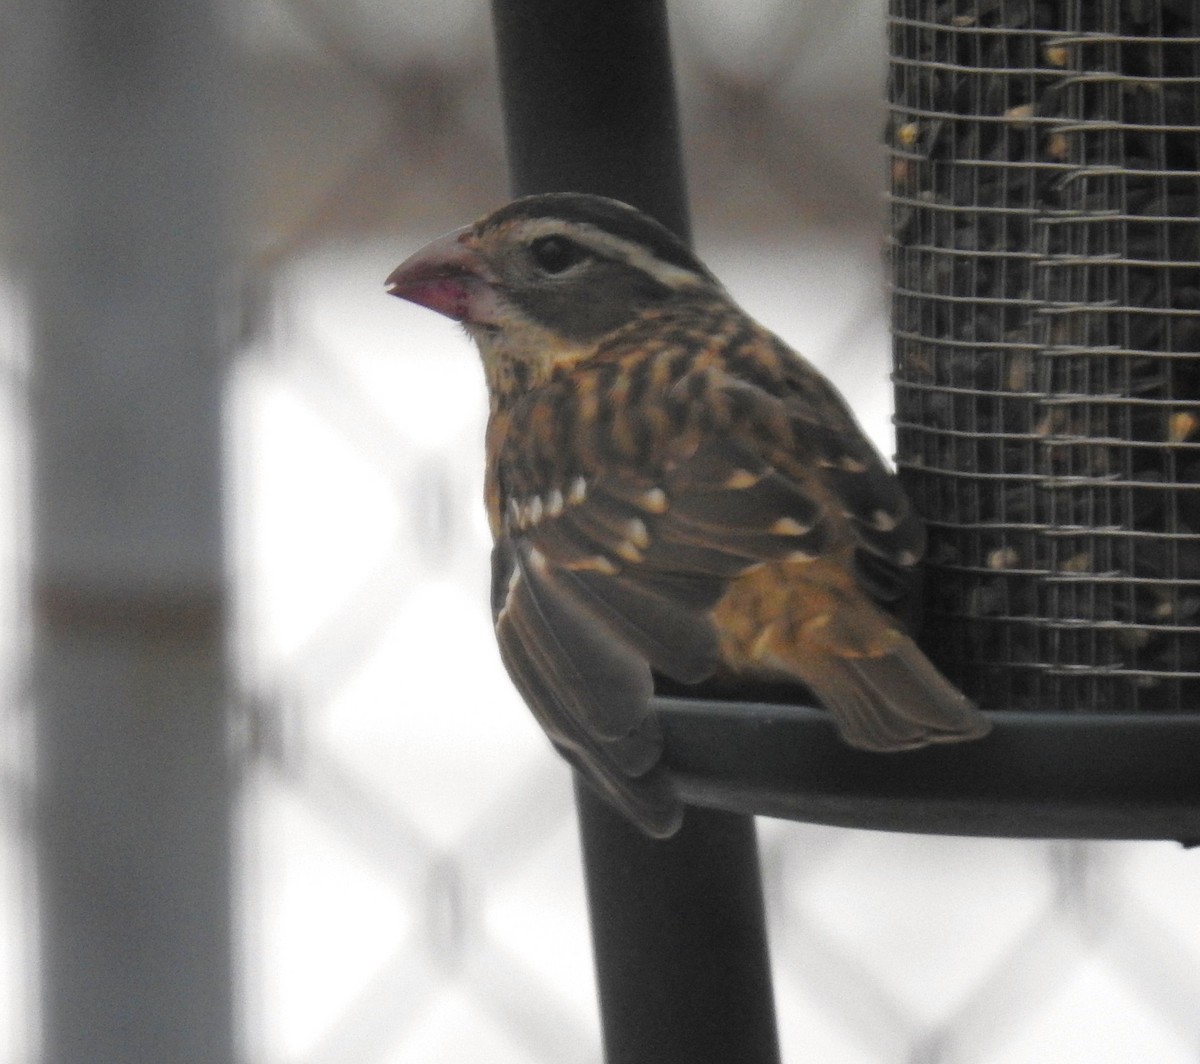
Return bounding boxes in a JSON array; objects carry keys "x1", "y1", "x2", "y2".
[{"x1": 387, "y1": 193, "x2": 990, "y2": 838}]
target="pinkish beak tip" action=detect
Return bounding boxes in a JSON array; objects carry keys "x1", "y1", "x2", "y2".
[{"x1": 386, "y1": 226, "x2": 496, "y2": 324}]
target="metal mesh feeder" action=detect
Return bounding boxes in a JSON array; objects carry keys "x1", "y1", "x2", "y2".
[
  {"x1": 650, "y1": 0, "x2": 1200, "y2": 844},
  {"x1": 888, "y1": 0, "x2": 1200, "y2": 715}
]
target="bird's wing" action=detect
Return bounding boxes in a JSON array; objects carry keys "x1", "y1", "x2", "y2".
[
  {"x1": 490, "y1": 381, "x2": 851, "y2": 836},
  {"x1": 491, "y1": 536, "x2": 683, "y2": 837},
  {"x1": 490, "y1": 341, "x2": 932, "y2": 834},
  {"x1": 498, "y1": 428, "x2": 840, "y2": 686},
  {"x1": 491, "y1": 454, "x2": 751, "y2": 838},
  {"x1": 771, "y1": 353, "x2": 927, "y2": 615}
]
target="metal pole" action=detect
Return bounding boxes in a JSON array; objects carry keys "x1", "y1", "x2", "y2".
[
  {"x1": 490, "y1": 4, "x2": 781, "y2": 1062},
  {"x1": 12, "y1": 0, "x2": 236, "y2": 1060},
  {"x1": 574, "y1": 780, "x2": 781, "y2": 1064},
  {"x1": 491, "y1": 0, "x2": 693, "y2": 239}
]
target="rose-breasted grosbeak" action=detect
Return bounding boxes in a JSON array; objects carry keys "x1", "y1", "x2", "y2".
[{"x1": 387, "y1": 193, "x2": 990, "y2": 837}]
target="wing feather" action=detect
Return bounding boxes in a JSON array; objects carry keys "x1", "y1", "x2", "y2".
[
  {"x1": 541, "y1": 563, "x2": 720, "y2": 684},
  {"x1": 498, "y1": 542, "x2": 653, "y2": 740},
  {"x1": 493, "y1": 541, "x2": 682, "y2": 837},
  {"x1": 778, "y1": 371, "x2": 927, "y2": 612}
]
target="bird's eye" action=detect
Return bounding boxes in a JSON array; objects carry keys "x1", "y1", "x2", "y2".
[{"x1": 529, "y1": 235, "x2": 588, "y2": 274}]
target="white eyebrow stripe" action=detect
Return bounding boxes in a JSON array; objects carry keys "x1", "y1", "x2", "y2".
[{"x1": 514, "y1": 218, "x2": 716, "y2": 291}]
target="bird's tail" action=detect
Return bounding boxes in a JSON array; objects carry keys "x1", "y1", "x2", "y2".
[{"x1": 797, "y1": 631, "x2": 990, "y2": 751}]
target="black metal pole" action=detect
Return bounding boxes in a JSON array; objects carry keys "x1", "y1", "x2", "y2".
[
  {"x1": 490, "y1": 4, "x2": 780, "y2": 1062},
  {"x1": 491, "y1": 0, "x2": 693, "y2": 237},
  {"x1": 574, "y1": 779, "x2": 781, "y2": 1064},
  {"x1": 13, "y1": 0, "x2": 236, "y2": 1060}
]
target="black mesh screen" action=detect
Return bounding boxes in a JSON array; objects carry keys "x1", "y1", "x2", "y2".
[{"x1": 888, "y1": 0, "x2": 1200, "y2": 713}]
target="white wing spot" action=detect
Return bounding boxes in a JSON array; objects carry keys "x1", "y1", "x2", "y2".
[
  {"x1": 528, "y1": 495, "x2": 544, "y2": 525},
  {"x1": 615, "y1": 541, "x2": 644, "y2": 563},
  {"x1": 625, "y1": 518, "x2": 651, "y2": 549},
  {"x1": 496, "y1": 566, "x2": 522, "y2": 623},
  {"x1": 724, "y1": 469, "x2": 760, "y2": 489},
  {"x1": 870, "y1": 509, "x2": 898, "y2": 531},
  {"x1": 638, "y1": 487, "x2": 669, "y2": 513},
  {"x1": 571, "y1": 554, "x2": 619, "y2": 575},
  {"x1": 787, "y1": 550, "x2": 816, "y2": 563},
  {"x1": 568, "y1": 477, "x2": 588, "y2": 505},
  {"x1": 545, "y1": 488, "x2": 565, "y2": 518},
  {"x1": 771, "y1": 517, "x2": 811, "y2": 536},
  {"x1": 898, "y1": 550, "x2": 919, "y2": 567}
]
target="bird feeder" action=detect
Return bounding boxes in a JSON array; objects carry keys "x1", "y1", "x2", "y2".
[
  {"x1": 489, "y1": 6, "x2": 1198, "y2": 1064},
  {"x1": 889, "y1": 0, "x2": 1200, "y2": 717},
  {"x1": 660, "y1": 0, "x2": 1200, "y2": 844}
]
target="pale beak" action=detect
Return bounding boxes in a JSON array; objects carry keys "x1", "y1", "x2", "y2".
[{"x1": 385, "y1": 226, "x2": 501, "y2": 325}]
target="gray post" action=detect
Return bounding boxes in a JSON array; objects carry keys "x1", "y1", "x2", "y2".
[{"x1": 11, "y1": 0, "x2": 236, "y2": 1061}]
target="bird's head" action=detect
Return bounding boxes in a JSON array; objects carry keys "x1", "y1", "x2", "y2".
[{"x1": 386, "y1": 193, "x2": 723, "y2": 394}]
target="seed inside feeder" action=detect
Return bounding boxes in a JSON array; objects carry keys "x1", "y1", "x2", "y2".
[{"x1": 888, "y1": 0, "x2": 1200, "y2": 714}]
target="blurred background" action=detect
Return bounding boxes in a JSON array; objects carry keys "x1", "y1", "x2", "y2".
[{"x1": 2, "y1": 1, "x2": 1200, "y2": 1062}]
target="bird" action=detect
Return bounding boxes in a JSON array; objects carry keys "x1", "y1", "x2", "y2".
[{"x1": 386, "y1": 192, "x2": 991, "y2": 838}]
